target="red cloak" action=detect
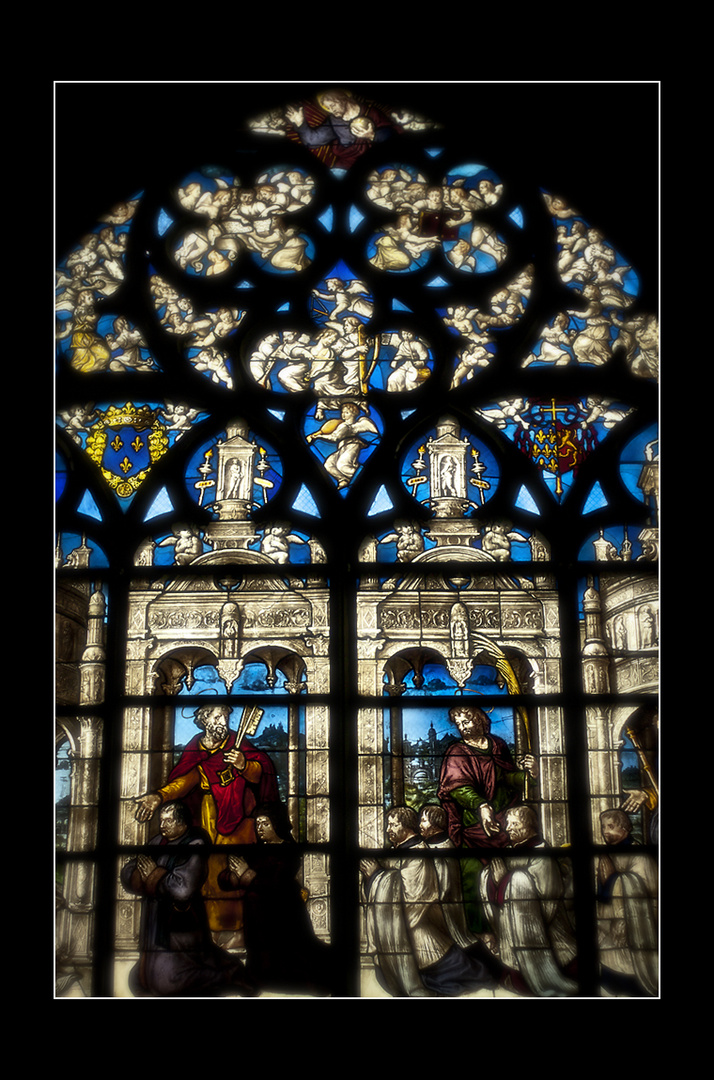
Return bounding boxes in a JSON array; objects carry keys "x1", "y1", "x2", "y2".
[{"x1": 168, "y1": 730, "x2": 279, "y2": 837}]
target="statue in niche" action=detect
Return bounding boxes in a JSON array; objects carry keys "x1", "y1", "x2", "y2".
[
  {"x1": 224, "y1": 458, "x2": 244, "y2": 500},
  {"x1": 613, "y1": 616, "x2": 627, "y2": 651},
  {"x1": 439, "y1": 454, "x2": 459, "y2": 497},
  {"x1": 221, "y1": 603, "x2": 240, "y2": 658},
  {"x1": 450, "y1": 603, "x2": 469, "y2": 659},
  {"x1": 639, "y1": 606, "x2": 657, "y2": 648}
]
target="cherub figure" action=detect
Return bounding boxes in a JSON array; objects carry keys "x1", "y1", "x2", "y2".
[
  {"x1": 480, "y1": 523, "x2": 528, "y2": 561},
  {"x1": 443, "y1": 304, "x2": 480, "y2": 338},
  {"x1": 307, "y1": 401, "x2": 380, "y2": 489},
  {"x1": 189, "y1": 347, "x2": 234, "y2": 388},
  {"x1": 380, "y1": 521, "x2": 424, "y2": 562},
  {"x1": 260, "y1": 525, "x2": 307, "y2": 564},
  {"x1": 451, "y1": 333, "x2": 495, "y2": 386},
  {"x1": 156, "y1": 526, "x2": 204, "y2": 565},
  {"x1": 312, "y1": 277, "x2": 374, "y2": 323},
  {"x1": 160, "y1": 403, "x2": 202, "y2": 438},
  {"x1": 59, "y1": 405, "x2": 98, "y2": 444},
  {"x1": 475, "y1": 400, "x2": 531, "y2": 431}
]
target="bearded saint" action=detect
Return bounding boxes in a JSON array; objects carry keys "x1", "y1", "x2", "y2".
[{"x1": 134, "y1": 704, "x2": 279, "y2": 933}]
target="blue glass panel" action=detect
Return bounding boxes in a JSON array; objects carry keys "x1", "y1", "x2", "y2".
[
  {"x1": 157, "y1": 209, "x2": 173, "y2": 235},
  {"x1": 56, "y1": 451, "x2": 67, "y2": 502},
  {"x1": 144, "y1": 488, "x2": 175, "y2": 521},
  {"x1": 77, "y1": 490, "x2": 102, "y2": 520},
  {"x1": 583, "y1": 481, "x2": 609, "y2": 514},
  {"x1": 349, "y1": 206, "x2": 365, "y2": 231},
  {"x1": 367, "y1": 486, "x2": 394, "y2": 516},
  {"x1": 292, "y1": 484, "x2": 320, "y2": 517},
  {"x1": 515, "y1": 486, "x2": 540, "y2": 514}
]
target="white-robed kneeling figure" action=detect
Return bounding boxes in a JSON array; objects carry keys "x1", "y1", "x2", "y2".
[
  {"x1": 360, "y1": 806, "x2": 500, "y2": 998},
  {"x1": 479, "y1": 805, "x2": 578, "y2": 997},
  {"x1": 596, "y1": 808, "x2": 658, "y2": 996}
]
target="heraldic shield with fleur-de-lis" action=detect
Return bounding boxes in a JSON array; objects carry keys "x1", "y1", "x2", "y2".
[
  {"x1": 515, "y1": 399, "x2": 598, "y2": 498},
  {"x1": 85, "y1": 403, "x2": 170, "y2": 499}
]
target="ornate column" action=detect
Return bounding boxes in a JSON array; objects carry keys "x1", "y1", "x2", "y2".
[
  {"x1": 60, "y1": 585, "x2": 106, "y2": 967},
  {"x1": 582, "y1": 579, "x2": 611, "y2": 695}
]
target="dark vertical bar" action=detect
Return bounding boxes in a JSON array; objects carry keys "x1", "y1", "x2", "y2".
[
  {"x1": 91, "y1": 567, "x2": 129, "y2": 997},
  {"x1": 558, "y1": 562, "x2": 599, "y2": 997},
  {"x1": 328, "y1": 558, "x2": 361, "y2": 996},
  {"x1": 389, "y1": 704, "x2": 404, "y2": 807},
  {"x1": 287, "y1": 699, "x2": 300, "y2": 839}
]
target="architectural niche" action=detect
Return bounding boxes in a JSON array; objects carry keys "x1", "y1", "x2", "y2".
[
  {"x1": 582, "y1": 444, "x2": 659, "y2": 839},
  {"x1": 356, "y1": 417, "x2": 565, "y2": 846}
]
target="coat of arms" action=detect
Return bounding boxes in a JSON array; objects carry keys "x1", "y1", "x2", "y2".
[{"x1": 85, "y1": 403, "x2": 169, "y2": 498}]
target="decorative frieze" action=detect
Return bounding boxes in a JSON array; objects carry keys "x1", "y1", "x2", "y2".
[
  {"x1": 243, "y1": 604, "x2": 311, "y2": 629},
  {"x1": 501, "y1": 604, "x2": 543, "y2": 630}
]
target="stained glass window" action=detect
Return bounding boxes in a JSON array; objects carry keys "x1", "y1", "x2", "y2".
[{"x1": 55, "y1": 81, "x2": 659, "y2": 998}]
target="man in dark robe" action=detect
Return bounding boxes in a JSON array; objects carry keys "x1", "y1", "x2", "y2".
[
  {"x1": 121, "y1": 801, "x2": 256, "y2": 997},
  {"x1": 218, "y1": 802, "x2": 334, "y2": 995}
]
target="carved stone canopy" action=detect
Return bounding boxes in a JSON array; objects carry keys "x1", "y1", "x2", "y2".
[
  {"x1": 384, "y1": 646, "x2": 446, "y2": 691},
  {"x1": 154, "y1": 647, "x2": 217, "y2": 693},
  {"x1": 152, "y1": 643, "x2": 308, "y2": 696},
  {"x1": 242, "y1": 645, "x2": 307, "y2": 690}
]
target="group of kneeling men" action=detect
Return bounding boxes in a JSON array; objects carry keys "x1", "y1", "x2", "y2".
[
  {"x1": 361, "y1": 799, "x2": 657, "y2": 998},
  {"x1": 122, "y1": 702, "x2": 657, "y2": 997}
]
